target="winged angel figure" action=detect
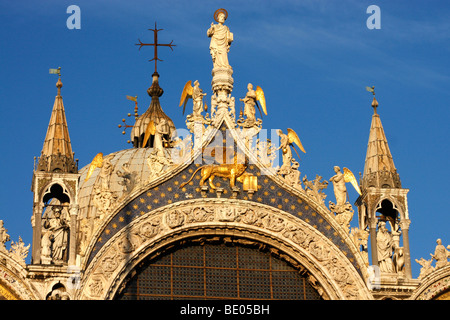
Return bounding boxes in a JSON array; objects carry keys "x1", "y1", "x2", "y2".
[
  {"x1": 329, "y1": 166, "x2": 362, "y2": 229},
  {"x1": 179, "y1": 80, "x2": 208, "y2": 119},
  {"x1": 330, "y1": 166, "x2": 362, "y2": 208},
  {"x1": 238, "y1": 83, "x2": 267, "y2": 128},
  {"x1": 276, "y1": 128, "x2": 306, "y2": 176}
]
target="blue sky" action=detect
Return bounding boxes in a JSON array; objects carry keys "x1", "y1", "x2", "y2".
[{"x1": 0, "y1": 0, "x2": 449, "y2": 278}]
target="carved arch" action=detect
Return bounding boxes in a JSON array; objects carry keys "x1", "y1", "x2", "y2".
[
  {"x1": 374, "y1": 196, "x2": 405, "y2": 220},
  {"x1": 0, "y1": 251, "x2": 40, "y2": 300},
  {"x1": 411, "y1": 265, "x2": 450, "y2": 300},
  {"x1": 39, "y1": 181, "x2": 74, "y2": 206},
  {"x1": 76, "y1": 200, "x2": 372, "y2": 300}
]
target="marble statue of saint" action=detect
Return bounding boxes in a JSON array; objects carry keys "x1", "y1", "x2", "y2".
[
  {"x1": 207, "y1": 10, "x2": 233, "y2": 69},
  {"x1": 42, "y1": 205, "x2": 70, "y2": 263},
  {"x1": 330, "y1": 166, "x2": 347, "y2": 207},
  {"x1": 431, "y1": 238, "x2": 450, "y2": 269},
  {"x1": 377, "y1": 221, "x2": 395, "y2": 273}
]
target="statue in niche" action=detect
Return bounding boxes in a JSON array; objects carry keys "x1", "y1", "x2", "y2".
[
  {"x1": 207, "y1": 8, "x2": 233, "y2": 69},
  {"x1": 41, "y1": 205, "x2": 70, "y2": 264},
  {"x1": 376, "y1": 221, "x2": 395, "y2": 273},
  {"x1": 431, "y1": 238, "x2": 450, "y2": 269},
  {"x1": 0, "y1": 220, "x2": 10, "y2": 252}
]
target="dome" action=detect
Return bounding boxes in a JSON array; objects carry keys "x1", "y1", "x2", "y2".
[{"x1": 77, "y1": 147, "x2": 175, "y2": 221}]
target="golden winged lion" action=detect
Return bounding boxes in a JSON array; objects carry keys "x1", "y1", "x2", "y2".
[{"x1": 180, "y1": 153, "x2": 248, "y2": 190}]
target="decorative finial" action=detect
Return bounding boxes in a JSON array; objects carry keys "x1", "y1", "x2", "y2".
[
  {"x1": 50, "y1": 67, "x2": 62, "y2": 95},
  {"x1": 147, "y1": 71, "x2": 164, "y2": 98},
  {"x1": 365, "y1": 86, "x2": 378, "y2": 113}
]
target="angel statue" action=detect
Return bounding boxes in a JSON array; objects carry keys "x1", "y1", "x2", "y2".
[
  {"x1": 207, "y1": 8, "x2": 233, "y2": 69},
  {"x1": 329, "y1": 167, "x2": 361, "y2": 208},
  {"x1": 179, "y1": 80, "x2": 207, "y2": 119},
  {"x1": 276, "y1": 128, "x2": 306, "y2": 176},
  {"x1": 238, "y1": 83, "x2": 267, "y2": 128},
  {"x1": 329, "y1": 166, "x2": 361, "y2": 230}
]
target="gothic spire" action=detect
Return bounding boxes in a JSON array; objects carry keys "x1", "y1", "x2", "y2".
[
  {"x1": 361, "y1": 93, "x2": 401, "y2": 189},
  {"x1": 36, "y1": 74, "x2": 77, "y2": 173}
]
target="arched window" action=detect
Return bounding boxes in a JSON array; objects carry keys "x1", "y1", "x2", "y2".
[{"x1": 115, "y1": 238, "x2": 322, "y2": 300}]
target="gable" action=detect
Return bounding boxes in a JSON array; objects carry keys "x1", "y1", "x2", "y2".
[{"x1": 84, "y1": 116, "x2": 364, "y2": 278}]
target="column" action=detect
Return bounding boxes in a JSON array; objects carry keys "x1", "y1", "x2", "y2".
[
  {"x1": 369, "y1": 216, "x2": 378, "y2": 267},
  {"x1": 400, "y1": 219, "x2": 412, "y2": 279},
  {"x1": 68, "y1": 205, "x2": 79, "y2": 266},
  {"x1": 31, "y1": 202, "x2": 43, "y2": 264}
]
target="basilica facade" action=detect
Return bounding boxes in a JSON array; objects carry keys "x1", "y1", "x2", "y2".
[{"x1": 1, "y1": 9, "x2": 449, "y2": 301}]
